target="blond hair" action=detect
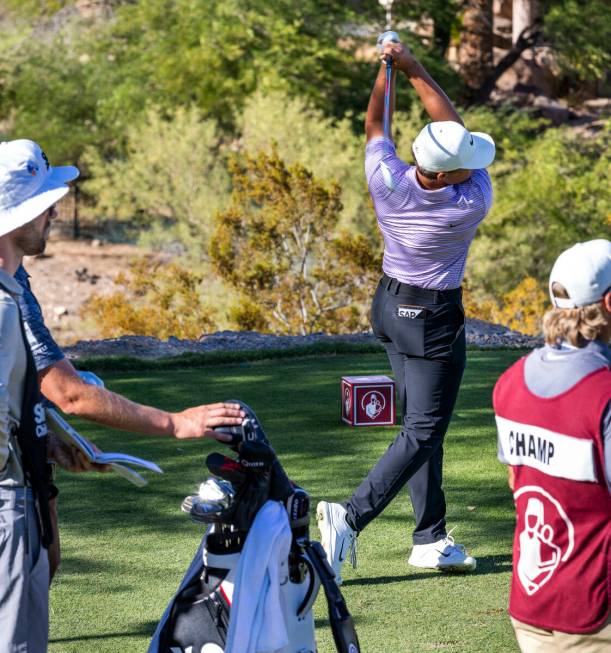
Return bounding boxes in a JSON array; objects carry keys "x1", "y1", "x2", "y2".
[{"x1": 543, "y1": 282, "x2": 608, "y2": 347}]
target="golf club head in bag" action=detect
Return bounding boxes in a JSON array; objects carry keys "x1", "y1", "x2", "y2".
[
  {"x1": 183, "y1": 401, "x2": 294, "y2": 532},
  {"x1": 216, "y1": 400, "x2": 294, "y2": 503}
]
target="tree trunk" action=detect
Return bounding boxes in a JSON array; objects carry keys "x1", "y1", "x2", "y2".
[
  {"x1": 433, "y1": 21, "x2": 451, "y2": 58},
  {"x1": 458, "y1": 0, "x2": 494, "y2": 90},
  {"x1": 512, "y1": 0, "x2": 541, "y2": 44},
  {"x1": 467, "y1": 22, "x2": 542, "y2": 105}
]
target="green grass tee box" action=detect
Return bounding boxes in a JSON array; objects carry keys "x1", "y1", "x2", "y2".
[{"x1": 48, "y1": 350, "x2": 525, "y2": 653}]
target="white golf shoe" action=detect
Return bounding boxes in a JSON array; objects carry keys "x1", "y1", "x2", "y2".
[
  {"x1": 408, "y1": 529, "x2": 476, "y2": 572},
  {"x1": 316, "y1": 501, "x2": 357, "y2": 586}
]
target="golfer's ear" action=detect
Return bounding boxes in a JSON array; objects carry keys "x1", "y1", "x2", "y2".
[{"x1": 436, "y1": 172, "x2": 446, "y2": 182}]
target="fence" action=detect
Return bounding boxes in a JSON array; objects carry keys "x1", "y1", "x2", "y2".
[{"x1": 55, "y1": 184, "x2": 82, "y2": 238}]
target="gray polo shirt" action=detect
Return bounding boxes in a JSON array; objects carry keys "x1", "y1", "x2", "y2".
[{"x1": 0, "y1": 268, "x2": 27, "y2": 485}]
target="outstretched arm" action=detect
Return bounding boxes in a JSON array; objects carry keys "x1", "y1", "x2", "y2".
[
  {"x1": 39, "y1": 358, "x2": 244, "y2": 440},
  {"x1": 365, "y1": 63, "x2": 396, "y2": 142},
  {"x1": 368, "y1": 42, "x2": 463, "y2": 134}
]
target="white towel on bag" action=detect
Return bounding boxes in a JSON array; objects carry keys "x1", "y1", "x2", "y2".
[{"x1": 224, "y1": 500, "x2": 292, "y2": 653}]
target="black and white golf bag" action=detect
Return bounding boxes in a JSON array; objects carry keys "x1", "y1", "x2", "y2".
[{"x1": 148, "y1": 401, "x2": 360, "y2": 653}]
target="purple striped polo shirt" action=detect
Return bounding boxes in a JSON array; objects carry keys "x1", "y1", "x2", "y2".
[{"x1": 365, "y1": 136, "x2": 493, "y2": 290}]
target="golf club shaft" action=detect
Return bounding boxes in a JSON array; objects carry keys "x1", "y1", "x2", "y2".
[{"x1": 383, "y1": 58, "x2": 393, "y2": 141}]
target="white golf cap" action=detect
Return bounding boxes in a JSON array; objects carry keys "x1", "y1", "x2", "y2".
[
  {"x1": 0, "y1": 139, "x2": 79, "y2": 237},
  {"x1": 412, "y1": 121, "x2": 496, "y2": 172},
  {"x1": 549, "y1": 239, "x2": 611, "y2": 309}
]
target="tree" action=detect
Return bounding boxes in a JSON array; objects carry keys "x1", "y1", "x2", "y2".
[
  {"x1": 82, "y1": 106, "x2": 229, "y2": 258},
  {"x1": 0, "y1": 0, "x2": 375, "y2": 162},
  {"x1": 512, "y1": 0, "x2": 542, "y2": 44},
  {"x1": 86, "y1": 0, "x2": 370, "y2": 134},
  {"x1": 1, "y1": 0, "x2": 69, "y2": 18},
  {"x1": 468, "y1": 122, "x2": 611, "y2": 301},
  {"x1": 239, "y1": 90, "x2": 372, "y2": 236},
  {"x1": 544, "y1": 0, "x2": 611, "y2": 84},
  {"x1": 472, "y1": 0, "x2": 609, "y2": 100},
  {"x1": 0, "y1": 19, "x2": 107, "y2": 164},
  {"x1": 469, "y1": 20, "x2": 542, "y2": 105},
  {"x1": 210, "y1": 149, "x2": 381, "y2": 335},
  {"x1": 457, "y1": 0, "x2": 494, "y2": 90}
]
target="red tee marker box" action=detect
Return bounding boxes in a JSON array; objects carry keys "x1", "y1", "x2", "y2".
[{"x1": 341, "y1": 375, "x2": 396, "y2": 426}]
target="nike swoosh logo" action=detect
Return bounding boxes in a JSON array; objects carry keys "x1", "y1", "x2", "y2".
[
  {"x1": 438, "y1": 550, "x2": 451, "y2": 558},
  {"x1": 338, "y1": 541, "x2": 346, "y2": 562}
]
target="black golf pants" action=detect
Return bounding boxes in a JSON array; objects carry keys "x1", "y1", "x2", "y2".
[{"x1": 345, "y1": 275, "x2": 466, "y2": 545}]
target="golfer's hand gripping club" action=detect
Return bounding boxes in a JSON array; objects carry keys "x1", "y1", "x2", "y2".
[{"x1": 376, "y1": 31, "x2": 401, "y2": 63}]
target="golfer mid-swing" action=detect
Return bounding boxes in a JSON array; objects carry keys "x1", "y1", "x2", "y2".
[{"x1": 318, "y1": 39, "x2": 496, "y2": 582}]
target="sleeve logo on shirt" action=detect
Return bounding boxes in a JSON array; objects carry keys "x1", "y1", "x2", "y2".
[{"x1": 397, "y1": 305, "x2": 426, "y2": 319}]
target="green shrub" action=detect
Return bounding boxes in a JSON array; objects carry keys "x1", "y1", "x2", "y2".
[
  {"x1": 545, "y1": 0, "x2": 611, "y2": 83},
  {"x1": 83, "y1": 106, "x2": 229, "y2": 258},
  {"x1": 0, "y1": 18, "x2": 108, "y2": 164},
  {"x1": 82, "y1": 257, "x2": 217, "y2": 339},
  {"x1": 464, "y1": 276, "x2": 548, "y2": 336},
  {"x1": 210, "y1": 149, "x2": 381, "y2": 335}
]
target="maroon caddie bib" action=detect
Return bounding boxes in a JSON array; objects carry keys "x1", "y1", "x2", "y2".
[{"x1": 494, "y1": 357, "x2": 611, "y2": 633}]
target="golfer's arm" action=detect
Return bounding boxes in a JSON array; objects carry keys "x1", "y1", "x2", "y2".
[
  {"x1": 365, "y1": 64, "x2": 396, "y2": 142},
  {"x1": 403, "y1": 62, "x2": 463, "y2": 125},
  {"x1": 39, "y1": 358, "x2": 176, "y2": 436}
]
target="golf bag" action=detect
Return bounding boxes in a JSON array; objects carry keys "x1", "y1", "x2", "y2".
[{"x1": 148, "y1": 401, "x2": 360, "y2": 653}]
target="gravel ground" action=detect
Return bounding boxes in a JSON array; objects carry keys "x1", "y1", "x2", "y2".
[
  {"x1": 24, "y1": 236, "x2": 147, "y2": 344},
  {"x1": 63, "y1": 319, "x2": 543, "y2": 360}
]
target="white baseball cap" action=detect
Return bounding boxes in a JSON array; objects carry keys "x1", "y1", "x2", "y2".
[
  {"x1": 412, "y1": 121, "x2": 496, "y2": 172},
  {"x1": 0, "y1": 139, "x2": 79, "y2": 237},
  {"x1": 549, "y1": 239, "x2": 611, "y2": 309}
]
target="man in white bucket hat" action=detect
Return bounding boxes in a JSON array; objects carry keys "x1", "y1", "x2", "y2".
[
  {"x1": 0, "y1": 138, "x2": 78, "y2": 652},
  {"x1": 0, "y1": 140, "x2": 244, "y2": 651}
]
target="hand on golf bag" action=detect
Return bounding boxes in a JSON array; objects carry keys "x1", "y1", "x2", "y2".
[{"x1": 182, "y1": 400, "x2": 294, "y2": 532}]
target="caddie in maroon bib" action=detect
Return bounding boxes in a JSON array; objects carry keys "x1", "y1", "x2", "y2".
[{"x1": 494, "y1": 357, "x2": 611, "y2": 634}]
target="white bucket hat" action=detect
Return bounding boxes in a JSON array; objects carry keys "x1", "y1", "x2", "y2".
[
  {"x1": 412, "y1": 121, "x2": 496, "y2": 172},
  {"x1": 549, "y1": 239, "x2": 611, "y2": 309},
  {"x1": 0, "y1": 139, "x2": 79, "y2": 237}
]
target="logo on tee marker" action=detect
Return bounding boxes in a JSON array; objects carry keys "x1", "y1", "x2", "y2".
[{"x1": 397, "y1": 305, "x2": 425, "y2": 319}]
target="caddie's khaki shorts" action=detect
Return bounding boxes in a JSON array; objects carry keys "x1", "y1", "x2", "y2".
[{"x1": 512, "y1": 615, "x2": 611, "y2": 653}]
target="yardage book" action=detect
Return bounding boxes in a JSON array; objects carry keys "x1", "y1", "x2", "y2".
[{"x1": 45, "y1": 408, "x2": 164, "y2": 487}]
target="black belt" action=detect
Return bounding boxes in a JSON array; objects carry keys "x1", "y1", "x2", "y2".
[{"x1": 381, "y1": 274, "x2": 462, "y2": 304}]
